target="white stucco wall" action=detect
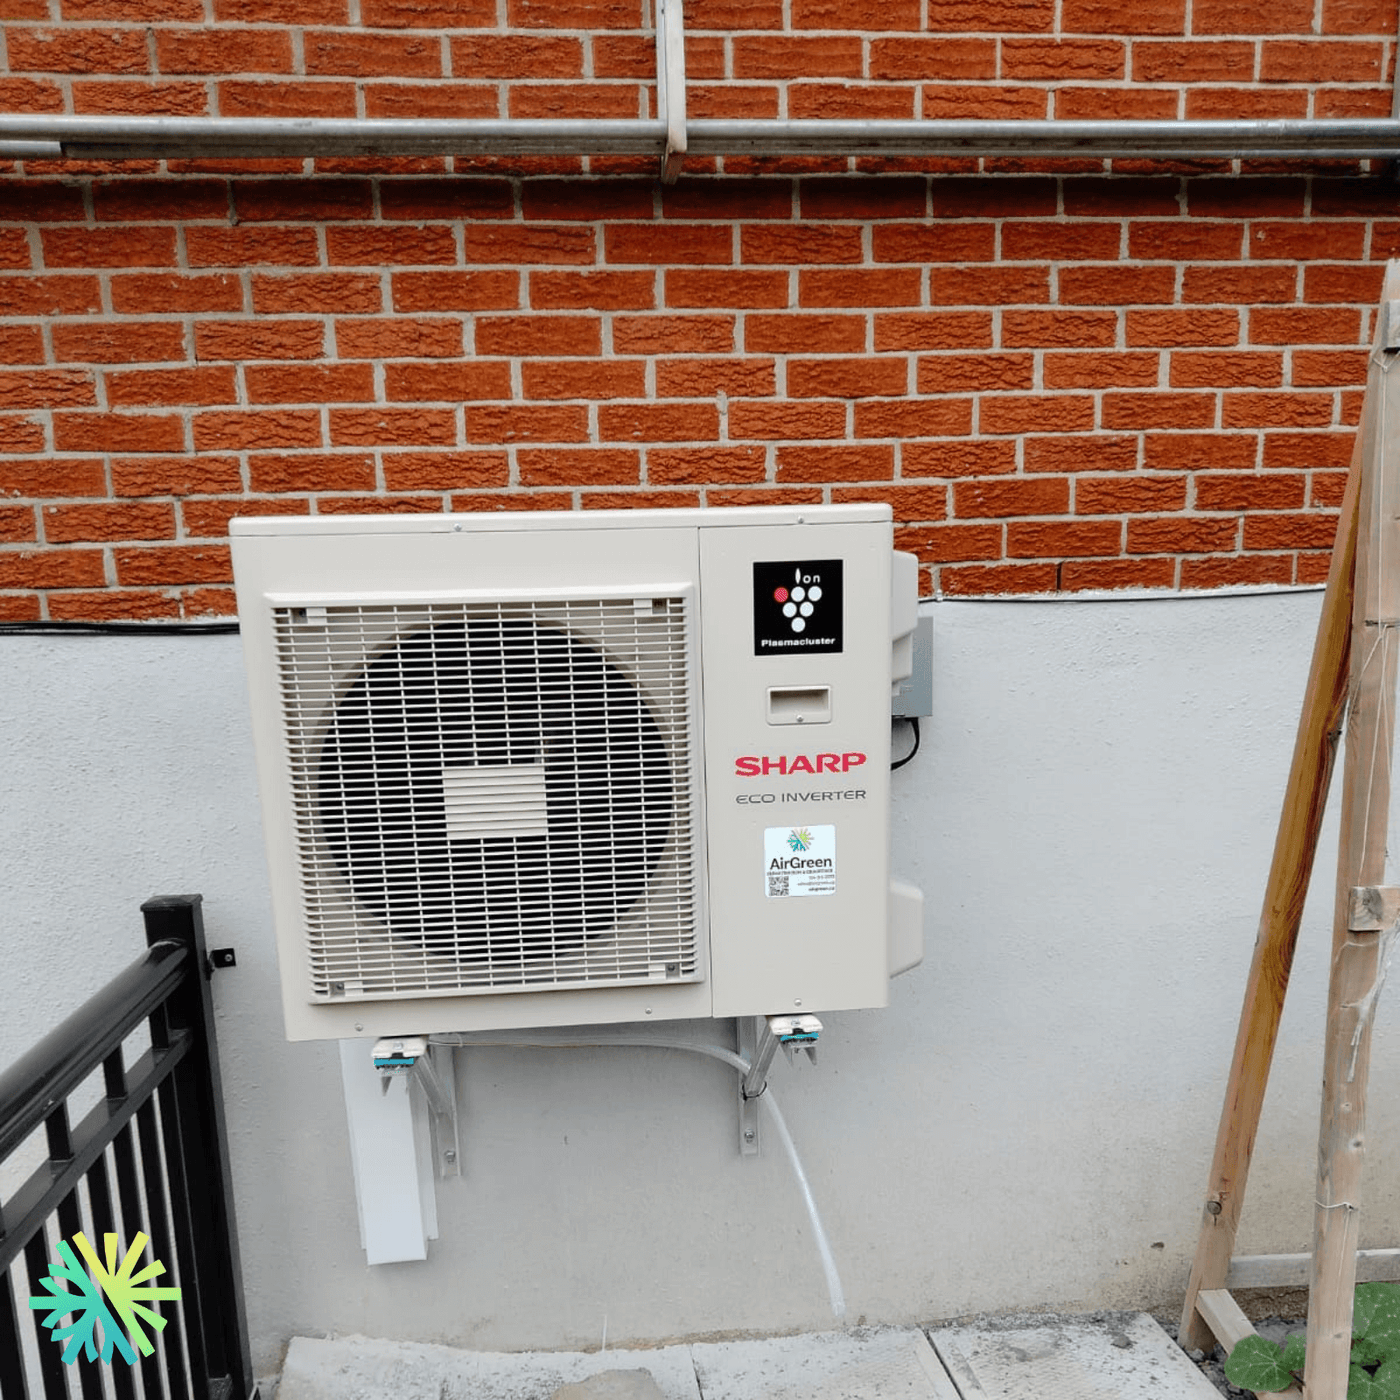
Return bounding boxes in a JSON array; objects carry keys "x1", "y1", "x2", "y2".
[{"x1": 4, "y1": 589, "x2": 1395, "y2": 1377}]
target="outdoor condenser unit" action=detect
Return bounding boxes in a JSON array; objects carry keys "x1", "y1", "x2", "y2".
[{"x1": 231, "y1": 504, "x2": 924, "y2": 1042}]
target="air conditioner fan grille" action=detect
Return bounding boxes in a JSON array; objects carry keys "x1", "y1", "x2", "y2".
[{"x1": 272, "y1": 598, "x2": 699, "y2": 1000}]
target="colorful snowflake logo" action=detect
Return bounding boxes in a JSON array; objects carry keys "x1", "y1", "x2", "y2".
[
  {"x1": 787, "y1": 828, "x2": 813, "y2": 852},
  {"x1": 28, "y1": 1231, "x2": 181, "y2": 1365}
]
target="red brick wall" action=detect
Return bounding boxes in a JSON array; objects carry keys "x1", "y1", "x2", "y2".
[{"x1": 0, "y1": 0, "x2": 1394, "y2": 619}]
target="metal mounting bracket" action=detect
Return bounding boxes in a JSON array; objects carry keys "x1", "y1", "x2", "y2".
[
  {"x1": 419, "y1": 1042, "x2": 462, "y2": 1178},
  {"x1": 738, "y1": 1017, "x2": 763, "y2": 1155},
  {"x1": 737, "y1": 1014, "x2": 823, "y2": 1156},
  {"x1": 372, "y1": 1037, "x2": 461, "y2": 1178},
  {"x1": 654, "y1": 0, "x2": 687, "y2": 183}
]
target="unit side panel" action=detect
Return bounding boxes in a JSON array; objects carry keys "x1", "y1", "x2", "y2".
[{"x1": 698, "y1": 521, "x2": 893, "y2": 1017}]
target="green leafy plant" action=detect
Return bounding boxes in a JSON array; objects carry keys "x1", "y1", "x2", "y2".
[{"x1": 1224, "y1": 1284, "x2": 1400, "y2": 1398}]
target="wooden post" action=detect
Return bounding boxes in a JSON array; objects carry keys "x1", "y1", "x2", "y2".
[
  {"x1": 1178, "y1": 440, "x2": 1361, "y2": 1353},
  {"x1": 1304, "y1": 268, "x2": 1400, "y2": 1400}
]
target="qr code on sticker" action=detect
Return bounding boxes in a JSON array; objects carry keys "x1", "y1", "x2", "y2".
[{"x1": 767, "y1": 876, "x2": 789, "y2": 897}]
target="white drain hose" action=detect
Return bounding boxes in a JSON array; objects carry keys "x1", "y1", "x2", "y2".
[{"x1": 431, "y1": 1032, "x2": 847, "y2": 1320}]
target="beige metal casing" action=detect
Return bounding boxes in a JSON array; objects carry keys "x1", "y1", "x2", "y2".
[
  {"x1": 697, "y1": 519, "x2": 892, "y2": 1016},
  {"x1": 230, "y1": 505, "x2": 906, "y2": 1040}
]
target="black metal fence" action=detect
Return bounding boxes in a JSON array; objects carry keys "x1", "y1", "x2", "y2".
[{"x1": 0, "y1": 895, "x2": 255, "y2": 1400}]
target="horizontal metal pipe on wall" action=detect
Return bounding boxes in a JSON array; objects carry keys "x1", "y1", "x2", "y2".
[{"x1": 1, "y1": 114, "x2": 1400, "y2": 164}]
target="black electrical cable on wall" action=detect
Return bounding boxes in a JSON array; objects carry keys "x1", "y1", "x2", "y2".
[
  {"x1": 890, "y1": 717, "x2": 920, "y2": 770},
  {"x1": 0, "y1": 620, "x2": 240, "y2": 636}
]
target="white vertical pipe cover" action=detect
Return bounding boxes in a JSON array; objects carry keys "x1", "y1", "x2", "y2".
[{"x1": 339, "y1": 1040, "x2": 439, "y2": 1265}]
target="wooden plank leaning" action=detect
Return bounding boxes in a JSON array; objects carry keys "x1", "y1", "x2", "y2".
[
  {"x1": 1177, "y1": 426, "x2": 1362, "y2": 1355},
  {"x1": 1303, "y1": 262, "x2": 1400, "y2": 1400}
]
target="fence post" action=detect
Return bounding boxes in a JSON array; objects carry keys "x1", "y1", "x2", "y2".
[{"x1": 142, "y1": 894, "x2": 255, "y2": 1400}]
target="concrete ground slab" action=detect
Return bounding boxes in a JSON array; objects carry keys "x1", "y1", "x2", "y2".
[
  {"x1": 927, "y1": 1311, "x2": 1222, "y2": 1400},
  {"x1": 691, "y1": 1326, "x2": 958, "y2": 1400},
  {"x1": 275, "y1": 1313, "x2": 1223, "y2": 1400},
  {"x1": 275, "y1": 1335, "x2": 701, "y2": 1400}
]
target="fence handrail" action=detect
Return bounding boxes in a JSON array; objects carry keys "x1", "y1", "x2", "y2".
[
  {"x1": 0, "y1": 896, "x2": 255, "y2": 1400},
  {"x1": 0, "y1": 938, "x2": 189, "y2": 1168}
]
